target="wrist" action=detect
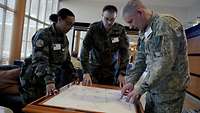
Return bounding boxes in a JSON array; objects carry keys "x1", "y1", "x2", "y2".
[
  {"x1": 120, "y1": 71, "x2": 126, "y2": 76},
  {"x1": 46, "y1": 80, "x2": 55, "y2": 84}
]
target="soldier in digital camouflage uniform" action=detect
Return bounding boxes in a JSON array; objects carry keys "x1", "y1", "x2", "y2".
[
  {"x1": 121, "y1": 0, "x2": 190, "y2": 113},
  {"x1": 80, "y1": 5, "x2": 129, "y2": 86},
  {"x1": 19, "y1": 8, "x2": 76, "y2": 104}
]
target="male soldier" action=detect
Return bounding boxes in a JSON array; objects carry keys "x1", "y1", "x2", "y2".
[
  {"x1": 80, "y1": 5, "x2": 129, "y2": 86},
  {"x1": 20, "y1": 8, "x2": 76, "y2": 104},
  {"x1": 121, "y1": 0, "x2": 190, "y2": 113}
]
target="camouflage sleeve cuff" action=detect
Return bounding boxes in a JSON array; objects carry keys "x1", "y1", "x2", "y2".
[
  {"x1": 125, "y1": 75, "x2": 137, "y2": 85},
  {"x1": 44, "y1": 75, "x2": 55, "y2": 84},
  {"x1": 120, "y1": 71, "x2": 126, "y2": 76},
  {"x1": 135, "y1": 85, "x2": 146, "y2": 95}
]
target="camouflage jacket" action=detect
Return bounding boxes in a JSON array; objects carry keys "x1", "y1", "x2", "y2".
[
  {"x1": 126, "y1": 13, "x2": 190, "y2": 94},
  {"x1": 32, "y1": 24, "x2": 75, "y2": 84},
  {"x1": 80, "y1": 21, "x2": 129, "y2": 75}
]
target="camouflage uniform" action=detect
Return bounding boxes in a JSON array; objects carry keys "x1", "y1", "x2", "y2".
[
  {"x1": 20, "y1": 24, "x2": 75, "y2": 104},
  {"x1": 126, "y1": 13, "x2": 190, "y2": 113},
  {"x1": 80, "y1": 21, "x2": 129, "y2": 85}
]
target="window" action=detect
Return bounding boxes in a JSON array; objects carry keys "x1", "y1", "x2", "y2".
[
  {"x1": 70, "y1": 23, "x2": 90, "y2": 57},
  {"x1": 3, "y1": 11, "x2": 14, "y2": 62},
  {"x1": 30, "y1": 0, "x2": 39, "y2": 18},
  {"x1": 0, "y1": 0, "x2": 15, "y2": 64},
  {"x1": 0, "y1": 0, "x2": 4, "y2": 4},
  {"x1": 45, "y1": 0, "x2": 53, "y2": 24},
  {"x1": 21, "y1": 0, "x2": 58, "y2": 59},
  {"x1": 38, "y1": 0, "x2": 46, "y2": 21},
  {"x1": 25, "y1": 0, "x2": 30, "y2": 15},
  {"x1": 37, "y1": 22, "x2": 44, "y2": 30},
  {"x1": 7, "y1": 0, "x2": 15, "y2": 9},
  {"x1": 0, "y1": 8, "x2": 3, "y2": 61},
  {"x1": 72, "y1": 30, "x2": 87, "y2": 57},
  {"x1": 21, "y1": 17, "x2": 27, "y2": 58},
  {"x1": 27, "y1": 19, "x2": 36, "y2": 56}
]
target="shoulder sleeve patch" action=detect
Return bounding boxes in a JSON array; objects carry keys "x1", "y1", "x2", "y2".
[{"x1": 35, "y1": 39, "x2": 44, "y2": 48}]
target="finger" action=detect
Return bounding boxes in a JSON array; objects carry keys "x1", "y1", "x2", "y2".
[
  {"x1": 83, "y1": 79, "x2": 88, "y2": 86},
  {"x1": 89, "y1": 79, "x2": 92, "y2": 86},
  {"x1": 87, "y1": 80, "x2": 90, "y2": 86},
  {"x1": 121, "y1": 85, "x2": 128, "y2": 94},
  {"x1": 82, "y1": 81, "x2": 86, "y2": 86},
  {"x1": 53, "y1": 89, "x2": 58, "y2": 95},
  {"x1": 85, "y1": 80, "x2": 88, "y2": 86},
  {"x1": 119, "y1": 82, "x2": 122, "y2": 88},
  {"x1": 48, "y1": 90, "x2": 53, "y2": 96},
  {"x1": 126, "y1": 95, "x2": 131, "y2": 102},
  {"x1": 123, "y1": 80, "x2": 125, "y2": 86},
  {"x1": 124, "y1": 90, "x2": 130, "y2": 95},
  {"x1": 121, "y1": 87, "x2": 126, "y2": 94},
  {"x1": 133, "y1": 96, "x2": 139, "y2": 104}
]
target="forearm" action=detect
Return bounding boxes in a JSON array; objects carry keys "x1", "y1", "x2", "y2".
[
  {"x1": 80, "y1": 46, "x2": 90, "y2": 74},
  {"x1": 119, "y1": 48, "x2": 129, "y2": 76},
  {"x1": 137, "y1": 34, "x2": 176, "y2": 94},
  {"x1": 33, "y1": 57, "x2": 55, "y2": 84},
  {"x1": 126, "y1": 52, "x2": 146, "y2": 85},
  {"x1": 119, "y1": 30, "x2": 129, "y2": 76}
]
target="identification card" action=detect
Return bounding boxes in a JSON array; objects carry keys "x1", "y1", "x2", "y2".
[
  {"x1": 53, "y1": 44, "x2": 61, "y2": 50},
  {"x1": 142, "y1": 71, "x2": 148, "y2": 77},
  {"x1": 112, "y1": 37, "x2": 119, "y2": 43},
  {"x1": 144, "y1": 27, "x2": 152, "y2": 39}
]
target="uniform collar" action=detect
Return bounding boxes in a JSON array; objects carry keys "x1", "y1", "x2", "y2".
[
  {"x1": 50, "y1": 23, "x2": 57, "y2": 34},
  {"x1": 100, "y1": 21, "x2": 107, "y2": 32},
  {"x1": 50, "y1": 23, "x2": 65, "y2": 37},
  {"x1": 139, "y1": 12, "x2": 159, "y2": 40},
  {"x1": 142, "y1": 12, "x2": 159, "y2": 33},
  {"x1": 100, "y1": 21, "x2": 116, "y2": 32}
]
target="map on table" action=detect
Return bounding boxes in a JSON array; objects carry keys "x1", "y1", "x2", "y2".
[{"x1": 43, "y1": 85, "x2": 142, "y2": 113}]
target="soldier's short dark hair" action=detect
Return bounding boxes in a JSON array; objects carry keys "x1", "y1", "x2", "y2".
[
  {"x1": 49, "y1": 8, "x2": 75, "y2": 23},
  {"x1": 103, "y1": 5, "x2": 118, "y2": 13}
]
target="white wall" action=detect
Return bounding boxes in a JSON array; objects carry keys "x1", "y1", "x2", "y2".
[
  {"x1": 60, "y1": 0, "x2": 200, "y2": 51},
  {"x1": 59, "y1": 0, "x2": 127, "y2": 25},
  {"x1": 186, "y1": 3, "x2": 200, "y2": 28},
  {"x1": 59, "y1": 0, "x2": 199, "y2": 28}
]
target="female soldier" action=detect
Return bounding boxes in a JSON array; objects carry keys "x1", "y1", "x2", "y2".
[{"x1": 20, "y1": 8, "x2": 76, "y2": 104}]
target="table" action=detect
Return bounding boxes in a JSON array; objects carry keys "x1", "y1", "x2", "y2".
[
  {"x1": 23, "y1": 84, "x2": 145, "y2": 113},
  {"x1": 0, "y1": 106, "x2": 13, "y2": 113}
]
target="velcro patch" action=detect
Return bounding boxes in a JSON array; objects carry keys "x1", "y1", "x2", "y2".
[{"x1": 35, "y1": 39, "x2": 44, "y2": 47}]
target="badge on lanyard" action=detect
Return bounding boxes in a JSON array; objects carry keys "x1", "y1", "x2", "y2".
[
  {"x1": 53, "y1": 44, "x2": 61, "y2": 50},
  {"x1": 142, "y1": 68, "x2": 148, "y2": 77},
  {"x1": 144, "y1": 27, "x2": 152, "y2": 40},
  {"x1": 112, "y1": 37, "x2": 119, "y2": 43}
]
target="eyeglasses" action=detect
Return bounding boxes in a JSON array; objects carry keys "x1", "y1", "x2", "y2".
[{"x1": 103, "y1": 16, "x2": 116, "y2": 22}]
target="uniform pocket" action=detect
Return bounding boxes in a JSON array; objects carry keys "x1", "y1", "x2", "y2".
[{"x1": 145, "y1": 36, "x2": 163, "y2": 57}]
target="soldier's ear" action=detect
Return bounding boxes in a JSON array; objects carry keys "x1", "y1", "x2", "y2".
[
  {"x1": 58, "y1": 17, "x2": 62, "y2": 22},
  {"x1": 136, "y1": 7, "x2": 144, "y2": 16}
]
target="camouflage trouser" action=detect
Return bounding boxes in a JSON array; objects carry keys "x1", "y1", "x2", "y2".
[
  {"x1": 144, "y1": 91, "x2": 185, "y2": 113},
  {"x1": 19, "y1": 72, "x2": 46, "y2": 105}
]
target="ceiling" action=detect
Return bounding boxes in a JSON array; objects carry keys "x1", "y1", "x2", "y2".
[{"x1": 63, "y1": 0, "x2": 200, "y2": 8}]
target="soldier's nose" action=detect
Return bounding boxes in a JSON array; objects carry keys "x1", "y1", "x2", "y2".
[
  {"x1": 108, "y1": 21, "x2": 112, "y2": 24},
  {"x1": 129, "y1": 25, "x2": 133, "y2": 29}
]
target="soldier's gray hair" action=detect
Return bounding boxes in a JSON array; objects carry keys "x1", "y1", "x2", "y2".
[{"x1": 122, "y1": 0, "x2": 145, "y2": 17}]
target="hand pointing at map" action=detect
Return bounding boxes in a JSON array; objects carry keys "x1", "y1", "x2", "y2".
[{"x1": 82, "y1": 73, "x2": 92, "y2": 86}]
